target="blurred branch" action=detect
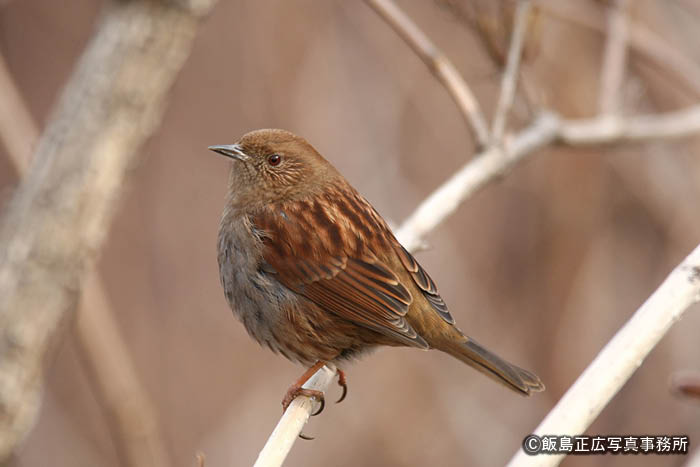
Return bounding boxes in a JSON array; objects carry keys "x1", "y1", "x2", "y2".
[
  {"x1": 0, "y1": 0, "x2": 217, "y2": 461},
  {"x1": 396, "y1": 111, "x2": 558, "y2": 251},
  {"x1": 75, "y1": 274, "x2": 172, "y2": 467},
  {"x1": 396, "y1": 104, "x2": 700, "y2": 251},
  {"x1": 598, "y1": 0, "x2": 628, "y2": 115},
  {"x1": 0, "y1": 54, "x2": 37, "y2": 174},
  {"x1": 0, "y1": 50, "x2": 171, "y2": 467},
  {"x1": 491, "y1": 0, "x2": 532, "y2": 144},
  {"x1": 687, "y1": 448, "x2": 700, "y2": 467},
  {"x1": 560, "y1": 106, "x2": 700, "y2": 143},
  {"x1": 672, "y1": 372, "x2": 700, "y2": 401},
  {"x1": 508, "y1": 243, "x2": 700, "y2": 467},
  {"x1": 254, "y1": 365, "x2": 335, "y2": 467},
  {"x1": 538, "y1": 0, "x2": 700, "y2": 98},
  {"x1": 364, "y1": 0, "x2": 490, "y2": 148}
]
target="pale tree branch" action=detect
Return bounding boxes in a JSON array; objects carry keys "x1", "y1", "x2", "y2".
[
  {"x1": 537, "y1": 0, "x2": 700, "y2": 98},
  {"x1": 75, "y1": 275, "x2": 172, "y2": 467},
  {"x1": 0, "y1": 50, "x2": 171, "y2": 467},
  {"x1": 560, "y1": 106, "x2": 700, "y2": 143},
  {"x1": 491, "y1": 0, "x2": 532, "y2": 144},
  {"x1": 364, "y1": 0, "x2": 490, "y2": 148},
  {"x1": 397, "y1": 104, "x2": 700, "y2": 251},
  {"x1": 0, "y1": 0, "x2": 217, "y2": 461},
  {"x1": 598, "y1": 0, "x2": 629, "y2": 115},
  {"x1": 507, "y1": 244, "x2": 700, "y2": 467},
  {"x1": 672, "y1": 372, "x2": 700, "y2": 401},
  {"x1": 254, "y1": 365, "x2": 336, "y2": 467},
  {"x1": 0, "y1": 54, "x2": 37, "y2": 174},
  {"x1": 687, "y1": 448, "x2": 700, "y2": 467}
]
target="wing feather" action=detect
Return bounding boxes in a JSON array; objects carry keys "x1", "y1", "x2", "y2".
[
  {"x1": 395, "y1": 244, "x2": 454, "y2": 324},
  {"x1": 253, "y1": 205, "x2": 428, "y2": 349}
]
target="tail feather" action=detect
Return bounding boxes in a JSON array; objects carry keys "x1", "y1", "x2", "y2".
[{"x1": 444, "y1": 337, "x2": 544, "y2": 395}]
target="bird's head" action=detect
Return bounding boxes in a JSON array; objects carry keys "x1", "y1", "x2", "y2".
[{"x1": 209, "y1": 129, "x2": 339, "y2": 211}]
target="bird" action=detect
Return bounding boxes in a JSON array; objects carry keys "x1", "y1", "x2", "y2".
[{"x1": 210, "y1": 129, "x2": 544, "y2": 415}]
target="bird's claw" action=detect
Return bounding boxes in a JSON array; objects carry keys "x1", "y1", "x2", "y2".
[
  {"x1": 282, "y1": 387, "x2": 326, "y2": 415},
  {"x1": 336, "y1": 369, "x2": 348, "y2": 404}
]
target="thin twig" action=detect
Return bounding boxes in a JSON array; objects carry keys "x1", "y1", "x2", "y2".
[
  {"x1": 396, "y1": 104, "x2": 700, "y2": 251},
  {"x1": 560, "y1": 106, "x2": 700, "y2": 143},
  {"x1": 396, "y1": 112, "x2": 559, "y2": 251},
  {"x1": 686, "y1": 448, "x2": 700, "y2": 467},
  {"x1": 254, "y1": 365, "x2": 336, "y2": 467},
  {"x1": 672, "y1": 372, "x2": 700, "y2": 401},
  {"x1": 507, "y1": 243, "x2": 700, "y2": 467},
  {"x1": 364, "y1": 0, "x2": 490, "y2": 148},
  {"x1": 491, "y1": 0, "x2": 532, "y2": 144},
  {"x1": 538, "y1": 0, "x2": 700, "y2": 98},
  {"x1": 598, "y1": 0, "x2": 629, "y2": 115},
  {"x1": 75, "y1": 274, "x2": 172, "y2": 467}
]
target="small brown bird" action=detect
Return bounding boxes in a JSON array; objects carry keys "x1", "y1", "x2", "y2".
[{"x1": 211, "y1": 129, "x2": 543, "y2": 412}]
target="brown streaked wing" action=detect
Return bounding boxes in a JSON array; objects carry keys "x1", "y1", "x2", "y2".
[
  {"x1": 395, "y1": 244, "x2": 455, "y2": 325},
  {"x1": 252, "y1": 205, "x2": 429, "y2": 349}
]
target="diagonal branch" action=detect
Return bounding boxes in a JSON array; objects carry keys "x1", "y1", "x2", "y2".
[
  {"x1": 0, "y1": 50, "x2": 171, "y2": 467},
  {"x1": 0, "y1": 54, "x2": 36, "y2": 174},
  {"x1": 254, "y1": 365, "x2": 336, "y2": 467},
  {"x1": 397, "y1": 104, "x2": 700, "y2": 251},
  {"x1": 538, "y1": 0, "x2": 700, "y2": 98},
  {"x1": 0, "y1": 0, "x2": 217, "y2": 461},
  {"x1": 491, "y1": 0, "x2": 532, "y2": 144},
  {"x1": 598, "y1": 0, "x2": 629, "y2": 115},
  {"x1": 507, "y1": 243, "x2": 700, "y2": 467},
  {"x1": 364, "y1": 0, "x2": 490, "y2": 148}
]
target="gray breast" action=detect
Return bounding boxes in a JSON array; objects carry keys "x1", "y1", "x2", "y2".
[{"x1": 217, "y1": 212, "x2": 298, "y2": 351}]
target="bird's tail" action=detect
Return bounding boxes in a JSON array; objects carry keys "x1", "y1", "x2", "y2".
[{"x1": 441, "y1": 337, "x2": 544, "y2": 395}]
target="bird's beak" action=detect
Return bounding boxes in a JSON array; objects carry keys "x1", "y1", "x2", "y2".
[{"x1": 208, "y1": 144, "x2": 249, "y2": 161}]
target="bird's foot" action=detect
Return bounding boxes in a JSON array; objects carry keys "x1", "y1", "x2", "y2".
[
  {"x1": 281, "y1": 360, "x2": 327, "y2": 416},
  {"x1": 282, "y1": 387, "x2": 326, "y2": 415}
]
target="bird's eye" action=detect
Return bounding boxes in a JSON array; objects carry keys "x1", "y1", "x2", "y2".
[{"x1": 267, "y1": 154, "x2": 281, "y2": 166}]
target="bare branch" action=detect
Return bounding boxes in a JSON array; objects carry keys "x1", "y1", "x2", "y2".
[
  {"x1": 538, "y1": 0, "x2": 700, "y2": 98},
  {"x1": 0, "y1": 50, "x2": 171, "y2": 467},
  {"x1": 396, "y1": 112, "x2": 559, "y2": 251},
  {"x1": 507, "y1": 243, "x2": 700, "y2": 467},
  {"x1": 75, "y1": 273, "x2": 172, "y2": 467},
  {"x1": 672, "y1": 372, "x2": 700, "y2": 401},
  {"x1": 687, "y1": 448, "x2": 700, "y2": 467},
  {"x1": 491, "y1": 0, "x2": 532, "y2": 144},
  {"x1": 254, "y1": 365, "x2": 336, "y2": 467},
  {"x1": 598, "y1": 0, "x2": 629, "y2": 115},
  {"x1": 0, "y1": 54, "x2": 38, "y2": 174},
  {"x1": 0, "y1": 0, "x2": 216, "y2": 460},
  {"x1": 396, "y1": 104, "x2": 700, "y2": 251},
  {"x1": 561, "y1": 105, "x2": 700, "y2": 143},
  {"x1": 364, "y1": 0, "x2": 490, "y2": 148}
]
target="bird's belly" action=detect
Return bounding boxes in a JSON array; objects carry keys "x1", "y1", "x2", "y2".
[{"x1": 218, "y1": 253, "x2": 372, "y2": 364}]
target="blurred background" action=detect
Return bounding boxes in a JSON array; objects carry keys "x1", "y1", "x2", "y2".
[{"x1": 1, "y1": 0, "x2": 700, "y2": 466}]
